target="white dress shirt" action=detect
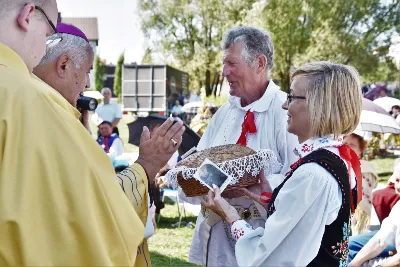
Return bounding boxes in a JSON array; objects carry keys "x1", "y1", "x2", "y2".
[
  {"x1": 231, "y1": 136, "x2": 356, "y2": 266},
  {"x1": 185, "y1": 81, "x2": 299, "y2": 266},
  {"x1": 375, "y1": 201, "x2": 400, "y2": 251},
  {"x1": 93, "y1": 101, "x2": 122, "y2": 125},
  {"x1": 106, "y1": 138, "x2": 124, "y2": 157}
]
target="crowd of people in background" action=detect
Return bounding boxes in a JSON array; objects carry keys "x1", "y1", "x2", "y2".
[{"x1": 363, "y1": 81, "x2": 400, "y2": 100}]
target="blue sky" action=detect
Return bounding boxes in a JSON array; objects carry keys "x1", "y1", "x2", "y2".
[{"x1": 58, "y1": 0, "x2": 145, "y2": 64}]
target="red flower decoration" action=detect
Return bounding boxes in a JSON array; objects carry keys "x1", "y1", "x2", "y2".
[{"x1": 301, "y1": 144, "x2": 314, "y2": 153}]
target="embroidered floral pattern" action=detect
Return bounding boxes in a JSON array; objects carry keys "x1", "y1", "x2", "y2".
[
  {"x1": 319, "y1": 137, "x2": 329, "y2": 143},
  {"x1": 301, "y1": 143, "x2": 314, "y2": 153},
  {"x1": 293, "y1": 135, "x2": 344, "y2": 159},
  {"x1": 362, "y1": 175, "x2": 373, "y2": 204},
  {"x1": 231, "y1": 221, "x2": 254, "y2": 241},
  {"x1": 232, "y1": 227, "x2": 245, "y2": 240},
  {"x1": 331, "y1": 222, "x2": 350, "y2": 267}
]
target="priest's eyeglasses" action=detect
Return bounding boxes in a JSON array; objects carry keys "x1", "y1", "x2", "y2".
[
  {"x1": 286, "y1": 93, "x2": 306, "y2": 105},
  {"x1": 34, "y1": 5, "x2": 58, "y2": 34}
]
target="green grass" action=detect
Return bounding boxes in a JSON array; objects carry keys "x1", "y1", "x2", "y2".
[
  {"x1": 149, "y1": 198, "x2": 199, "y2": 266},
  {"x1": 369, "y1": 157, "x2": 396, "y2": 183}
]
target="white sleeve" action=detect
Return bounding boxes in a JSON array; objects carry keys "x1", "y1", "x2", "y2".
[
  {"x1": 234, "y1": 163, "x2": 341, "y2": 267},
  {"x1": 375, "y1": 202, "x2": 400, "y2": 247},
  {"x1": 144, "y1": 193, "x2": 155, "y2": 238},
  {"x1": 275, "y1": 119, "x2": 298, "y2": 175},
  {"x1": 115, "y1": 103, "x2": 123, "y2": 119},
  {"x1": 109, "y1": 138, "x2": 124, "y2": 157}
]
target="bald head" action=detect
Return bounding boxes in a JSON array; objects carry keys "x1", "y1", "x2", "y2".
[
  {"x1": 0, "y1": 0, "x2": 58, "y2": 72},
  {"x1": 0, "y1": 0, "x2": 54, "y2": 17}
]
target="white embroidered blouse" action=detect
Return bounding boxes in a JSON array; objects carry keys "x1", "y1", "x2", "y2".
[{"x1": 231, "y1": 136, "x2": 356, "y2": 267}]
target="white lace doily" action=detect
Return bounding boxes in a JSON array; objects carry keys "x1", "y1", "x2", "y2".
[{"x1": 164, "y1": 149, "x2": 282, "y2": 189}]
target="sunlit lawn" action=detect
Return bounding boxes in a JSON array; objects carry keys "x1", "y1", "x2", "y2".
[
  {"x1": 148, "y1": 198, "x2": 199, "y2": 267},
  {"x1": 369, "y1": 157, "x2": 397, "y2": 183}
]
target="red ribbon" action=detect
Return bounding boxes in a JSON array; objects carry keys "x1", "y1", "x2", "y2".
[
  {"x1": 104, "y1": 136, "x2": 110, "y2": 153},
  {"x1": 338, "y1": 144, "x2": 363, "y2": 212},
  {"x1": 236, "y1": 110, "x2": 257, "y2": 146}
]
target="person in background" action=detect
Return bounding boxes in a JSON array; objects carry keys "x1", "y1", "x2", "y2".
[
  {"x1": 344, "y1": 133, "x2": 379, "y2": 235},
  {"x1": 96, "y1": 121, "x2": 124, "y2": 157},
  {"x1": 349, "y1": 201, "x2": 400, "y2": 267},
  {"x1": 347, "y1": 159, "x2": 400, "y2": 264},
  {"x1": 171, "y1": 100, "x2": 183, "y2": 117},
  {"x1": 184, "y1": 92, "x2": 191, "y2": 105},
  {"x1": 93, "y1": 87, "x2": 123, "y2": 135},
  {"x1": 33, "y1": 23, "x2": 93, "y2": 133},
  {"x1": 190, "y1": 91, "x2": 202, "y2": 102},
  {"x1": 379, "y1": 88, "x2": 388, "y2": 98},
  {"x1": 373, "y1": 158, "x2": 400, "y2": 223},
  {"x1": 390, "y1": 105, "x2": 400, "y2": 119}
]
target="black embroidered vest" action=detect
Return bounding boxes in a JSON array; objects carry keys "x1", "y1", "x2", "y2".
[{"x1": 267, "y1": 149, "x2": 357, "y2": 266}]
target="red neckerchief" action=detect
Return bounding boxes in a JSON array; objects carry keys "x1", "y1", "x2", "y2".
[
  {"x1": 287, "y1": 144, "x2": 362, "y2": 212},
  {"x1": 104, "y1": 136, "x2": 110, "y2": 153},
  {"x1": 339, "y1": 144, "x2": 363, "y2": 212},
  {"x1": 236, "y1": 110, "x2": 257, "y2": 146}
]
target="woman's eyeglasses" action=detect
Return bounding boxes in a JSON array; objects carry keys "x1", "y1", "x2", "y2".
[{"x1": 286, "y1": 93, "x2": 306, "y2": 105}]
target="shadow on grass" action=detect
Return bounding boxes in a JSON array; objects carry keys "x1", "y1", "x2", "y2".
[
  {"x1": 150, "y1": 251, "x2": 198, "y2": 266},
  {"x1": 156, "y1": 197, "x2": 198, "y2": 229}
]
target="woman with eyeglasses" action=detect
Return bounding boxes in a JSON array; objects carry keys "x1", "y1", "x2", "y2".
[{"x1": 202, "y1": 61, "x2": 363, "y2": 266}]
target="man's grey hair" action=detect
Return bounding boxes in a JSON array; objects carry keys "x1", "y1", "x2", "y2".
[
  {"x1": 39, "y1": 33, "x2": 94, "y2": 69},
  {"x1": 101, "y1": 88, "x2": 111, "y2": 94},
  {"x1": 222, "y1": 26, "x2": 274, "y2": 71}
]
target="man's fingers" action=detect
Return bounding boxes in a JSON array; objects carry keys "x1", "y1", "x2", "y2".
[
  {"x1": 171, "y1": 126, "x2": 185, "y2": 142},
  {"x1": 154, "y1": 118, "x2": 174, "y2": 137},
  {"x1": 140, "y1": 126, "x2": 151, "y2": 145},
  {"x1": 164, "y1": 119, "x2": 184, "y2": 140}
]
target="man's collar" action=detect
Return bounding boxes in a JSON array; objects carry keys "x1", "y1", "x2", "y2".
[
  {"x1": 31, "y1": 74, "x2": 82, "y2": 119},
  {"x1": 228, "y1": 80, "x2": 280, "y2": 112},
  {"x1": 0, "y1": 42, "x2": 30, "y2": 76}
]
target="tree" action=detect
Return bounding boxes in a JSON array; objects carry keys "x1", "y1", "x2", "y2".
[
  {"x1": 94, "y1": 55, "x2": 106, "y2": 92},
  {"x1": 138, "y1": 0, "x2": 257, "y2": 96},
  {"x1": 248, "y1": 0, "x2": 400, "y2": 92},
  {"x1": 114, "y1": 53, "x2": 125, "y2": 99},
  {"x1": 141, "y1": 47, "x2": 153, "y2": 64}
]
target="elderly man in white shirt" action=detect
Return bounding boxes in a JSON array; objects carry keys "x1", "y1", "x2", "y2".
[
  {"x1": 93, "y1": 87, "x2": 123, "y2": 135},
  {"x1": 350, "y1": 201, "x2": 400, "y2": 267},
  {"x1": 183, "y1": 26, "x2": 298, "y2": 267}
]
